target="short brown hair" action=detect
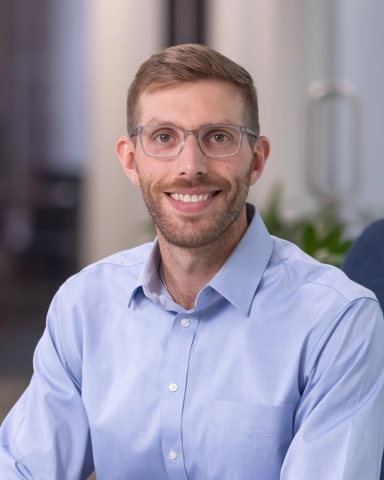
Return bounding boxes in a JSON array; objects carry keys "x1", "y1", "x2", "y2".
[{"x1": 127, "y1": 44, "x2": 260, "y2": 137}]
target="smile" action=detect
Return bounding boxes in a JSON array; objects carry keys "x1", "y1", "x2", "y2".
[{"x1": 169, "y1": 192, "x2": 215, "y2": 203}]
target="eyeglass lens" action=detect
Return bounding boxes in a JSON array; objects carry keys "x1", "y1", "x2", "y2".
[{"x1": 139, "y1": 125, "x2": 242, "y2": 157}]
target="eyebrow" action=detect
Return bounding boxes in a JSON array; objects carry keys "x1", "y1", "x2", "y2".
[{"x1": 143, "y1": 118, "x2": 239, "y2": 128}]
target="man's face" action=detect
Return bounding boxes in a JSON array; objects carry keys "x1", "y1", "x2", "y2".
[{"x1": 120, "y1": 80, "x2": 267, "y2": 248}]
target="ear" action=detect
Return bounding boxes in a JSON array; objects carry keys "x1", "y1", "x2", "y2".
[
  {"x1": 116, "y1": 136, "x2": 140, "y2": 185},
  {"x1": 249, "y1": 136, "x2": 270, "y2": 186}
]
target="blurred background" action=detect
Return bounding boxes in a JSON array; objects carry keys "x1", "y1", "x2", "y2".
[{"x1": 0, "y1": 0, "x2": 383, "y2": 472}]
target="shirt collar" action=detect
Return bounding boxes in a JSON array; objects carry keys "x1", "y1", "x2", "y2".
[
  {"x1": 128, "y1": 238, "x2": 163, "y2": 308},
  {"x1": 128, "y1": 203, "x2": 273, "y2": 315},
  {"x1": 206, "y1": 203, "x2": 273, "y2": 315}
]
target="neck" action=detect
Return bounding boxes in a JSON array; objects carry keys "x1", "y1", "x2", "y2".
[{"x1": 158, "y1": 208, "x2": 248, "y2": 309}]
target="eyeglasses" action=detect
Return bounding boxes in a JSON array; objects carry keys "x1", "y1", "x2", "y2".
[{"x1": 130, "y1": 124, "x2": 258, "y2": 158}]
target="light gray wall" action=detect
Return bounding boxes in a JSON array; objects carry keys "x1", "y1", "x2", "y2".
[
  {"x1": 80, "y1": 0, "x2": 384, "y2": 266},
  {"x1": 80, "y1": 0, "x2": 166, "y2": 266},
  {"x1": 207, "y1": 0, "x2": 384, "y2": 221},
  {"x1": 337, "y1": 0, "x2": 384, "y2": 215}
]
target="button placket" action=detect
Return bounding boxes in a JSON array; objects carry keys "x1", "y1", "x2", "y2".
[{"x1": 160, "y1": 312, "x2": 200, "y2": 480}]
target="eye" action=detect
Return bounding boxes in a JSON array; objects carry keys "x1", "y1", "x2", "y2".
[
  {"x1": 202, "y1": 128, "x2": 233, "y2": 144},
  {"x1": 149, "y1": 127, "x2": 180, "y2": 144},
  {"x1": 154, "y1": 133, "x2": 173, "y2": 143},
  {"x1": 208, "y1": 133, "x2": 230, "y2": 143}
]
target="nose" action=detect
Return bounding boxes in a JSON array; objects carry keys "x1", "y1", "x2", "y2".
[{"x1": 176, "y1": 132, "x2": 208, "y2": 178}]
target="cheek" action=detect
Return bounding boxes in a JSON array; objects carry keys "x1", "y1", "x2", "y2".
[
  {"x1": 137, "y1": 157, "x2": 167, "y2": 179},
  {"x1": 136, "y1": 164, "x2": 164, "y2": 193},
  {"x1": 135, "y1": 158, "x2": 155, "y2": 183}
]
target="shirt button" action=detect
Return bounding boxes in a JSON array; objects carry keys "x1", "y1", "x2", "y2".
[
  {"x1": 169, "y1": 383, "x2": 178, "y2": 392},
  {"x1": 181, "y1": 318, "x2": 190, "y2": 327},
  {"x1": 169, "y1": 450, "x2": 177, "y2": 460}
]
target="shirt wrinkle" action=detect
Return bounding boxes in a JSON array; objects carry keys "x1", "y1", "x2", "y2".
[
  {"x1": 1, "y1": 203, "x2": 384, "y2": 480},
  {"x1": 269, "y1": 255, "x2": 377, "y2": 304}
]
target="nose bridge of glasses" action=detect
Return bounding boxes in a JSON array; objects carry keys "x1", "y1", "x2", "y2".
[
  {"x1": 179, "y1": 128, "x2": 205, "y2": 161},
  {"x1": 184, "y1": 129, "x2": 199, "y2": 140},
  {"x1": 181, "y1": 129, "x2": 203, "y2": 151}
]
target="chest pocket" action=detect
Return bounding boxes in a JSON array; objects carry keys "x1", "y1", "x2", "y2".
[{"x1": 206, "y1": 400, "x2": 294, "y2": 480}]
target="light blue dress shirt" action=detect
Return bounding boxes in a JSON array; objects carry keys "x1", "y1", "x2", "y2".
[{"x1": 1, "y1": 204, "x2": 384, "y2": 480}]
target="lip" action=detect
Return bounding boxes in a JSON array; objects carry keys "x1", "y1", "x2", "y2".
[
  {"x1": 165, "y1": 188, "x2": 218, "y2": 195},
  {"x1": 165, "y1": 190, "x2": 220, "y2": 214}
]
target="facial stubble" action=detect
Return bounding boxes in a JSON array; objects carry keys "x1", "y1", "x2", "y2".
[{"x1": 136, "y1": 161, "x2": 253, "y2": 249}]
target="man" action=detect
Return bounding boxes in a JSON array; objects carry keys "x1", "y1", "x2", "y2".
[{"x1": 1, "y1": 44, "x2": 384, "y2": 479}]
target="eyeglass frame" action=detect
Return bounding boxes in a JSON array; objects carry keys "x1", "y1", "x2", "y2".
[{"x1": 129, "y1": 124, "x2": 258, "y2": 158}]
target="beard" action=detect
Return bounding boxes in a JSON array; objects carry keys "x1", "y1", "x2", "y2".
[{"x1": 136, "y1": 165, "x2": 253, "y2": 249}]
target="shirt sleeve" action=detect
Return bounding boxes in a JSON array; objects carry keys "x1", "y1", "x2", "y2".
[
  {"x1": 281, "y1": 297, "x2": 384, "y2": 480},
  {"x1": 0, "y1": 288, "x2": 94, "y2": 480}
]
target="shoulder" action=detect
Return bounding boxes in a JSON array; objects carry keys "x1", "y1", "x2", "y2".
[
  {"x1": 54, "y1": 241, "x2": 154, "y2": 304},
  {"x1": 76, "y1": 241, "x2": 153, "y2": 272},
  {"x1": 45, "y1": 241, "x2": 155, "y2": 353},
  {"x1": 268, "y1": 236, "x2": 377, "y2": 305},
  {"x1": 265, "y1": 236, "x2": 383, "y2": 376},
  {"x1": 66, "y1": 242, "x2": 152, "y2": 282}
]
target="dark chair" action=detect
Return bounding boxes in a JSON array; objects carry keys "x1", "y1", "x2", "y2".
[
  {"x1": 343, "y1": 219, "x2": 384, "y2": 307},
  {"x1": 343, "y1": 219, "x2": 384, "y2": 479}
]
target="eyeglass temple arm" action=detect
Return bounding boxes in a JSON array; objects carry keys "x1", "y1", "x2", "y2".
[{"x1": 245, "y1": 127, "x2": 258, "y2": 137}]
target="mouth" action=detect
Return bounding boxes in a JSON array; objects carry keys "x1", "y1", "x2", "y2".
[{"x1": 168, "y1": 192, "x2": 218, "y2": 204}]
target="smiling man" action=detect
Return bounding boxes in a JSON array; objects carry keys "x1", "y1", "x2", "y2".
[
  {"x1": 117, "y1": 78, "x2": 268, "y2": 310},
  {"x1": 1, "y1": 44, "x2": 384, "y2": 480}
]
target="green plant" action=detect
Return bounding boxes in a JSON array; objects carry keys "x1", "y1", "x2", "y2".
[{"x1": 261, "y1": 185, "x2": 353, "y2": 267}]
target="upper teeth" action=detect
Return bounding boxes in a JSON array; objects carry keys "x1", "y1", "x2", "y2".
[{"x1": 170, "y1": 193, "x2": 213, "y2": 203}]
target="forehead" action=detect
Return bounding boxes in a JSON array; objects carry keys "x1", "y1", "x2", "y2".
[{"x1": 137, "y1": 80, "x2": 246, "y2": 128}]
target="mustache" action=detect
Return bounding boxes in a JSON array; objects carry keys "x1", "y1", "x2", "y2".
[{"x1": 153, "y1": 176, "x2": 231, "y2": 193}]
